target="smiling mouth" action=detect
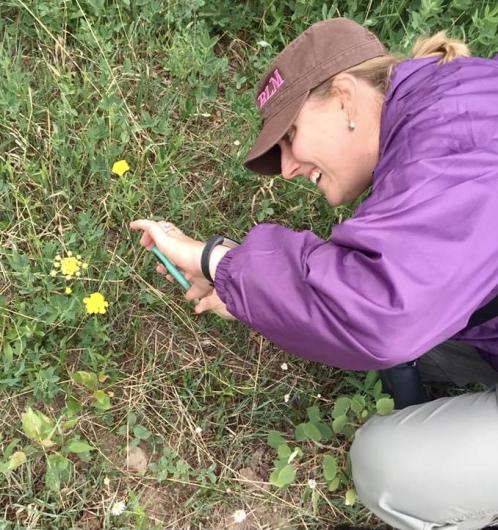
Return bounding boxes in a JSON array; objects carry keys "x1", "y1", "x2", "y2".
[{"x1": 310, "y1": 170, "x2": 322, "y2": 185}]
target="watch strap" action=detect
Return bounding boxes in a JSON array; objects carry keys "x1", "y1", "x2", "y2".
[{"x1": 200, "y1": 235, "x2": 225, "y2": 284}]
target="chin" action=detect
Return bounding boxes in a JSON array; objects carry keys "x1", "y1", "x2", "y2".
[{"x1": 324, "y1": 190, "x2": 343, "y2": 207}]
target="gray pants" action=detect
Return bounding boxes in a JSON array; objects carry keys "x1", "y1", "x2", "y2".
[{"x1": 350, "y1": 341, "x2": 498, "y2": 530}]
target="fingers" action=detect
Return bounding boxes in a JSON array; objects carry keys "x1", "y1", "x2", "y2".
[
  {"x1": 140, "y1": 232, "x2": 155, "y2": 249},
  {"x1": 194, "y1": 292, "x2": 218, "y2": 314},
  {"x1": 185, "y1": 283, "x2": 212, "y2": 301},
  {"x1": 131, "y1": 218, "x2": 205, "y2": 280},
  {"x1": 131, "y1": 220, "x2": 157, "y2": 250},
  {"x1": 130, "y1": 219, "x2": 171, "y2": 250}
]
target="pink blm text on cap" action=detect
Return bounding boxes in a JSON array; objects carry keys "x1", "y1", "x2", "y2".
[{"x1": 257, "y1": 69, "x2": 284, "y2": 109}]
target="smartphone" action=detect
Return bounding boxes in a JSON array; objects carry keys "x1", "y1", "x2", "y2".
[{"x1": 150, "y1": 245, "x2": 190, "y2": 290}]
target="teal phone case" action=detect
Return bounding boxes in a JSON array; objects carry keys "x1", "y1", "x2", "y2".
[{"x1": 151, "y1": 246, "x2": 190, "y2": 290}]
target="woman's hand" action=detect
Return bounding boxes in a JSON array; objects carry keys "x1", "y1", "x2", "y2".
[
  {"x1": 194, "y1": 289, "x2": 236, "y2": 320},
  {"x1": 129, "y1": 219, "x2": 235, "y2": 318}
]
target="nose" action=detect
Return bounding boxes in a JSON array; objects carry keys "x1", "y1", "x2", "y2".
[{"x1": 279, "y1": 140, "x2": 301, "y2": 180}]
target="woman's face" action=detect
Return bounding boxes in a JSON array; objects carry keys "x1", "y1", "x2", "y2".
[{"x1": 278, "y1": 73, "x2": 383, "y2": 206}]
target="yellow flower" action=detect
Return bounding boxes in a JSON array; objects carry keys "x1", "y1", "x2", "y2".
[
  {"x1": 65, "y1": 287, "x2": 72, "y2": 295},
  {"x1": 112, "y1": 160, "x2": 130, "y2": 177},
  {"x1": 60, "y1": 256, "x2": 80, "y2": 277},
  {"x1": 83, "y1": 292, "x2": 109, "y2": 315}
]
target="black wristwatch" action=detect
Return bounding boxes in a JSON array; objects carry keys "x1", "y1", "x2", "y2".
[{"x1": 200, "y1": 235, "x2": 239, "y2": 284}]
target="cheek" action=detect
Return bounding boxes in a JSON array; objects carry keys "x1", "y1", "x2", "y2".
[
  {"x1": 291, "y1": 131, "x2": 325, "y2": 163},
  {"x1": 289, "y1": 137, "x2": 308, "y2": 162}
]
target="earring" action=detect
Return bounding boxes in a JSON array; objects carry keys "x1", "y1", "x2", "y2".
[{"x1": 348, "y1": 120, "x2": 356, "y2": 131}]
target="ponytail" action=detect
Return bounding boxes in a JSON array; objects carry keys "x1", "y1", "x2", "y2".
[{"x1": 411, "y1": 30, "x2": 470, "y2": 64}]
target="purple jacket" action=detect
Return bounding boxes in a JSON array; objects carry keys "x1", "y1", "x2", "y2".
[{"x1": 215, "y1": 55, "x2": 498, "y2": 371}]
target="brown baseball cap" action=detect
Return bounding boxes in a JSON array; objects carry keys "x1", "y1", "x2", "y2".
[{"x1": 243, "y1": 18, "x2": 387, "y2": 175}]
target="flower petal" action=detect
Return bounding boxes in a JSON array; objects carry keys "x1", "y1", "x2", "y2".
[{"x1": 112, "y1": 160, "x2": 130, "y2": 177}]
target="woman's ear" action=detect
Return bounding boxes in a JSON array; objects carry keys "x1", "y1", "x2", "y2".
[
  {"x1": 330, "y1": 73, "x2": 358, "y2": 106},
  {"x1": 331, "y1": 73, "x2": 357, "y2": 121}
]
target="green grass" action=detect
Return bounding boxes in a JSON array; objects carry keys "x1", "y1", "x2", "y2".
[{"x1": 1, "y1": 0, "x2": 497, "y2": 528}]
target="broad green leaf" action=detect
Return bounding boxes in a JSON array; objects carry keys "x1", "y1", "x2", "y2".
[
  {"x1": 7, "y1": 451, "x2": 26, "y2": 471},
  {"x1": 127, "y1": 411, "x2": 137, "y2": 427},
  {"x1": 267, "y1": 430, "x2": 286, "y2": 449},
  {"x1": 294, "y1": 423, "x2": 307, "y2": 442},
  {"x1": 306, "y1": 405, "x2": 321, "y2": 423},
  {"x1": 376, "y1": 397, "x2": 395, "y2": 416},
  {"x1": 117, "y1": 424, "x2": 128, "y2": 435},
  {"x1": 93, "y1": 390, "x2": 111, "y2": 411},
  {"x1": 327, "y1": 476, "x2": 341, "y2": 491},
  {"x1": 2, "y1": 438, "x2": 21, "y2": 460},
  {"x1": 373, "y1": 379, "x2": 383, "y2": 399},
  {"x1": 63, "y1": 417, "x2": 79, "y2": 430},
  {"x1": 351, "y1": 394, "x2": 366, "y2": 414},
  {"x1": 302, "y1": 422, "x2": 322, "y2": 442},
  {"x1": 322, "y1": 454, "x2": 337, "y2": 482},
  {"x1": 269, "y1": 467, "x2": 281, "y2": 486},
  {"x1": 345, "y1": 488, "x2": 357, "y2": 506},
  {"x1": 63, "y1": 397, "x2": 81, "y2": 418},
  {"x1": 45, "y1": 454, "x2": 70, "y2": 491},
  {"x1": 271, "y1": 463, "x2": 296, "y2": 488},
  {"x1": 342, "y1": 424, "x2": 356, "y2": 438},
  {"x1": 21, "y1": 407, "x2": 42, "y2": 441},
  {"x1": 133, "y1": 425, "x2": 152, "y2": 440},
  {"x1": 70, "y1": 371, "x2": 98, "y2": 391},
  {"x1": 332, "y1": 397, "x2": 351, "y2": 418},
  {"x1": 364, "y1": 370, "x2": 378, "y2": 389},
  {"x1": 332, "y1": 414, "x2": 348, "y2": 434},
  {"x1": 65, "y1": 439, "x2": 93, "y2": 454},
  {"x1": 316, "y1": 422, "x2": 333, "y2": 441},
  {"x1": 21, "y1": 407, "x2": 55, "y2": 446},
  {"x1": 277, "y1": 444, "x2": 291, "y2": 460}
]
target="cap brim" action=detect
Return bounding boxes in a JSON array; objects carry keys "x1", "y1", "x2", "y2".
[{"x1": 243, "y1": 91, "x2": 309, "y2": 175}]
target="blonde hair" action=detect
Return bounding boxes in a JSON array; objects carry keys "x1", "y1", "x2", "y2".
[{"x1": 311, "y1": 30, "x2": 471, "y2": 99}]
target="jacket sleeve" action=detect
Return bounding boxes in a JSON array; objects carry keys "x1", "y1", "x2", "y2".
[{"x1": 214, "y1": 146, "x2": 498, "y2": 371}]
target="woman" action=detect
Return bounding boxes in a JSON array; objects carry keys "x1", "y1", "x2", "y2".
[{"x1": 131, "y1": 18, "x2": 498, "y2": 530}]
